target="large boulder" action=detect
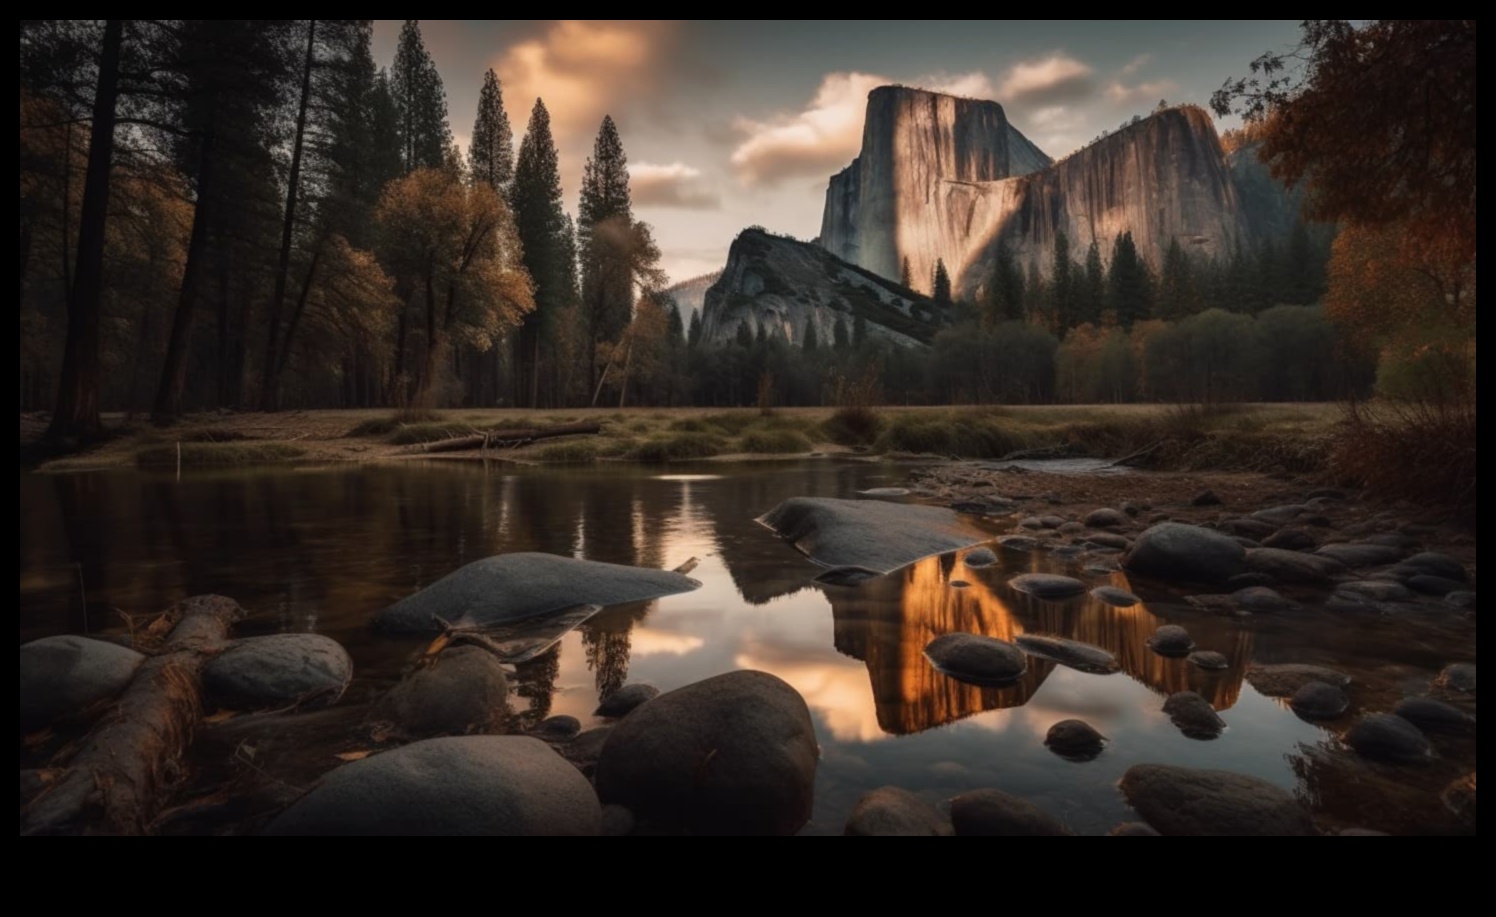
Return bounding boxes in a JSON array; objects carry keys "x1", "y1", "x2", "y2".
[
  {"x1": 593, "y1": 670, "x2": 818, "y2": 835},
  {"x1": 367, "y1": 645, "x2": 508, "y2": 738},
  {"x1": 844, "y1": 786, "x2": 953, "y2": 836},
  {"x1": 925, "y1": 633, "x2": 1028, "y2": 685},
  {"x1": 264, "y1": 736, "x2": 600, "y2": 835},
  {"x1": 1120, "y1": 764, "x2": 1317, "y2": 836},
  {"x1": 374, "y1": 552, "x2": 700, "y2": 632},
  {"x1": 20, "y1": 635, "x2": 146, "y2": 732},
  {"x1": 1014, "y1": 634, "x2": 1119, "y2": 675},
  {"x1": 1124, "y1": 523, "x2": 1246, "y2": 585},
  {"x1": 950, "y1": 789, "x2": 1070, "y2": 836},
  {"x1": 1393, "y1": 697, "x2": 1475, "y2": 733},
  {"x1": 1345, "y1": 714, "x2": 1432, "y2": 763},
  {"x1": 203, "y1": 633, "x2": 352, "y2": 710},
  {"x1": 758, "y1": 497, "x2": 986, "y2": 575}
]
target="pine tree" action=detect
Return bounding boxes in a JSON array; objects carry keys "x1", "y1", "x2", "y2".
[
  {"x1": 391, "y1": 20, "x2": 451, "y2": 174},
  {"x1": 900, "y1": 256, "x2": 913, "y2": 289},
  {"x1": 1283, "y1": 217, "x2": 1323, "y2": 304},
  {"x1": 1050, "y1": 230, "x2": 1076, "y2": 331},
  {"x1": 853, "y1": 313, "x2": 868, "y2": 348},
  {"x1": 932, "y1": 258, "x2": 952, "y2": 305},
  {"x1": 802, "y1": 317, "x2": 819, "y2": 352},
  {"x1": 1107, "y1": 231, "x2": 1154, "y2": 329},
  {"x1": 468, "y1": 68, "x2": 514, "y2": 191},
  {"x1": 1078, "y1": 239, "x2": 1106, "y2": 325},
  {"x1": 984, "y1": 242, "x2": 1024, "y2": 325},
  {"x1": 833, "y1": 316, "x2": 850, "y2": 351},
  {"x1": 509, "y1": 98, "x2": 567, "y2": 407},
  {"x1": 1157, "y1": 237, "x2": 1198, "y2": 319},
  {"x1": 687, "y1": 310, "x2": 703, "y2": 348}
]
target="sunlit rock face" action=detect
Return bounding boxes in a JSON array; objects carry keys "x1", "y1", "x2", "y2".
[{"x1": 820, "y1": 86, "x2": 1267, "y2": 299}]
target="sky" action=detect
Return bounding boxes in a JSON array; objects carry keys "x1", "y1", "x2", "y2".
[{"x1": 372, "y1": 20, "x2": 1304, "y2": 284}]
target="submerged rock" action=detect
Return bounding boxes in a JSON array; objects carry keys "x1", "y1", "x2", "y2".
[
  {"x1": 1163, "y1": 691, "x2": 1225, "y2": 739},
  {"x1": 19, "y1": 635, "x2": 146, "y2": 732},
  {"x1": 1008, "y1": 573, "x2": 1087, "y2": 600},
  {"x1": 1290, "y1": 681, "x2": 1350, "y2": 719},
  {"x1": 1252, "y1": 504, "x2": 1306, "y2": 525},
  {"x1": 844, "y1": 787, "x2": 953, "y2": 836},
  {"x1": 203, "y1": 633, "x2": 352, "y2": 711},
  {"x1": 594, "y1": 683, "x2": 660, "y2": 718},
  {"x1": 1188, "y1": 650, "x2": 1230, "y2": 670},
  {"x1": 1014, "y1": 633, "x2": 1119, "y2": 674},
  {"x1": 1442, "y1": 773, "x2": 1477, "y2": 827},
  {"x1": 926, "y1": 633, "x2": 1028, "y2": 685},
  {"x1": 962, "y1": 547, "x2": 997, "y2": 568},
  {"x1": 1147, "y1": 624, "x2": 1195, "y2": 657},
  {"x1": 1090, "y1": 585, "x2": 1140, "y2": 607},
  {"x1": 1120, "y1": 764, "x2": 1316, "y2": 836},
  {"x1": 758, "y1": 497, "x2": 986, "y2": 575},
  {"x1": 1445, "y1": 590, "x2": 1477, "y2": 610},
  {"x1": 1124, "y1": 523, "x2": 1245, "y2": 584},
  {"x1": 950, "y1": 789, "x2": 1070, "y2": 836},
  {"x1": 1335, "y1": 580, "x2": 1415, "y2": 603},
  {"x1": 1246, "y1": 663, "x2": 1352, "y2": 698},
  {"x1": 594, "y1": 670, "x2": 818, "y2": 835},
  {"x1": 375, "y1": 552, "x2": 700, "y2": 632},
  {"x1": 1435, "y1": 663, "x2": 1476, "y2": 693},
  {"x1": 996, "y1": 535, "x2": 1039, "y2": 553},
  {"x1": 1045, "y1": 719, "x2": 1107, "y2": 761},
  {"x1": 368, "y1": 645, "x2": 508, "y2": 738},
  {"x1": 264, "y1": 736, "x2": 601, "y2": 836},
  {"x1": 1345, "y1": 714, "x2": 1432, "y2": 763},
  {"x1": 1393, "y1": 697, "x2": 1475, "y2": 733}
]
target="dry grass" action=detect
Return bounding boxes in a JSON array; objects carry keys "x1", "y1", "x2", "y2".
[{"x1": 1330, "y1": 396, "x2": 1477, "y2": 506}]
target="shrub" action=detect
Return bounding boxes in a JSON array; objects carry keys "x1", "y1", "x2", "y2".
[
  {"x1": 738, "y1": 429, "x2": 812, "y2": 454},
  {"x1": 1330, "y1": 396, "x2": 1476, "y2": 506},
  {"x1": 537, "y1": 441, "x2": 598, "y2": 463},
  {"x1": 628, "y1": 432, "x2": 724, "y2": 463},
  {"x1": 134, "y1": 442, "x2": 305, "y2": 468},
  {"x1": 821, "y1": 405, "x2": 884, "y2": 446}
]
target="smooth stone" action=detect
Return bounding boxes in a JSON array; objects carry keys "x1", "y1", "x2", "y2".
[
  {"x1": 1044, "y1": 719, "x2": 1106, "y2": 761},
  {"x1": 1090, "y1": 585, "x2": 1140, "y2": 607},
  {"x1": 844, "y1": 786, "x2": 953, "y2": 836},
  {"x1": 1124, "y1": 523, "x2": 1246, "y2": 585},
  {"x1": 594, "y1": 683, "x2": 660, "y2": 718},
  {"x1": 1263, "y1": 528, "x2": 1317, "y2": 551},
  {"x1": 1038, "y1": 515, "x2": 1066, "y2": 529},
  {"x1": 1019, "y1": 516, "x2": 1046, "y2": 530},
  {"x1": 1014, "y1": 633, "x2": 1120, "y2": 674},
  {"x1": 1147, "y1": 624, "x2": 1195, "y2": 657},
  {"x1": 1445, "y1": 590, "x2": 1476, "y2": 610},
  {"x1": 1252, "y1": 504, "x2": 1306, "y2": 524},
  {"x1": 950, "y1": 789, "x2": 1070, "y2": 836},
  {"x1": 814, "y1": 566, "x2": 881, "y2": 587},
  {"x1": 1120, "y1": 764, "x2": 1317, "y2": 836},
  {"x1": 19, "y1": 635, "x2": 145, "y2": 732},
  {"x1": 601, "y1": 804, "x2": 637, "y2": 837},
  {"x1": 1344, "y1": 714, "x2": 1432, "y2": 763},
  {"x1": 1408, "y1": 574, "x2": 1466, "y2": 597},
  {"x1": 1246, "y1": 664, "x2": 1352, "y2": 697},
  {"x1": 1084, "y1": 532, "x2": 1130, "y2": 550},
  {"x1": 1085, "y1": 508, "x2": 1129, "y2": 528},
  {"x1": 1163, "y1": 691, "x2": 1225, "y2": 739},
  {"x1": 1304, "y1": 488, "x2": 1348, "y2": 501},
  {"x1": 203, "y1": 633, "x2": 352, "y2": 711},
  {"x1": 1052, "y1": 545, "x2": 1086, "y2": 558},
  {"x1": 1232, "y1": 586, "x2": 1299, "y2": 613},
  {"x1": 1191, "y1": 489, "x2": 1222, "y2": 506},
  {"x1": 1226, "y1": 572, "x2": 1277, "y2": 589},
  {"x1": 1399, "y1": 552, "x2": 1468, "y2": 583},
  {"x1": 925, "y1": 633, "x2": 1028, "y2": 685},
  {"x1": 950, "y1": 580, "x2": 970, "y2": 588},
  {"x1": 1336, "y1": 580, "x2": 1415, "y2": 603},
  {"x1": 963, "y1": 546, "x2": 998, "y2": 568},
  {"x1": 560, "y1": 726, "x2": 614, "y2": 776},
  {"x1": 1232, "y1": 536, "x2": 1263, "y2": 550},
  {"x1": 263, "y1": 736, "x2": 601, "y2": 836},
  {"x1": 375, "y1": 552, "x2": 700, "y2": 632},
  {"x1": 1245, "y1": 547, "x2": 1346, "y2": 585},
  {"x1": 593, "y1": 670, "x2": 818, "y2": 835},
  {"x1": 1188, "y1": 650, "x2": 1230, "y2": 670},
  {"x1": 1434, "y1": 663, "x2": 1476, "y2": 693},
  {"x1": 1220, "y1": 518, "x2": 1278, "y2": 540},
  {"x1": 531, "y1": 715, "x2": 582, "y2": 741},
  {"x1": 1316, "y1": 543, "x2": 1402, "y2": 567},
  {"x1": 1365, "y1": 532, "x2": 1416, "y2": 549},
  {"x1": 1442, "y1": 773, "x2": 1477, "y2": 827},
  {"x1": 1110, "y1": 821, "x2": 1161, "y2": 836},
  {"x1": 1058, "y1": 521, "x2": 1086, "y2": 535},
  {"x1": 368, "y1": 645, "x2": 508, "y2": 738},
  {"x1": 1121, "y1": 501, "x2": 1142, "y2": 517},
  {"x1": 1291, "y1": 681, "x2": 1350, "y2": 719},
  {"x1": 1008, "y1": 573, "x2": 1087, "y2": 600},
  {"x1": 996, "y1": 535, "x2": 1039, "y2": 553},
  {"x1": 1393, "y1": 697, "x2": 1475, "y2": 733},
  {"x1": 858, "y1": 487, "x2": 910, "y2": 497}
]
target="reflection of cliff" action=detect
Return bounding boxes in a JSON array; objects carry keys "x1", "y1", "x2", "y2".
[{"x1": 828, "y1": 552, "x2": 1252, "y2": 735}]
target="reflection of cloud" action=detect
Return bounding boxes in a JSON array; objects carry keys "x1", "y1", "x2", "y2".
[
  {"x1": 631, "y1": 626, "x2": 705, "y2": 657},
  {"x1": 632, "y1": 161, "x2": 720, "y2": 210},
  {"x1": 735, "y1": 650, "x2": 886, "y2": 742},
  {"x1": 997, "y1": 54, "x2": 1095, "y2": 105}
]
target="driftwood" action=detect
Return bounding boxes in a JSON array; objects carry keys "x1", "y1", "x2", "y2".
[
  {"x1": 1110, "y1": 439, "x2": 1164, "y2": 467},
  {"x1": 22, "y1": 595, "x2": 247, "y2": 836},
  {"x1": 401, "y1": 422, "x2": 601, "y2": 455}
]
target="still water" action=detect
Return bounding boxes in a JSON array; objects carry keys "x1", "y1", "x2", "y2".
[{"x1": 18, "y1": 460, "x2": 1474, "y2": 834}]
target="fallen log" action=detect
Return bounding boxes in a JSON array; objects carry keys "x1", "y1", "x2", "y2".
[
  {"x1": 22, "y1": 595, "x2": 247, "y2": 835},
  {"x1": 401, "y1": 422, "x2": 601, "y2": 455}
]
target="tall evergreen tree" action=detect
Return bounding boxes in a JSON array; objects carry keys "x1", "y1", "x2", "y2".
[
  {"x1": 984, "y1": 242, "x2": 1024, "y2": 325},
  {"x1": 468, "y1": 68, "x2": 514, "y2": 191},
  {"x1": 1282, "y1": 217, "x2": 1324, "y2": 304},
  {"x1": 900, "y1": 256, "x2": 913, "y2": 289},
  {"x1": 932, "y1": 258, "x2": 952, "y2": 306},
  {"x1": 1050, "y1": 230, "x2": 1076, "y2": 331},
  {"x1": 802, "y1": 317, "x2": 819, "y2": 352},
  {"x1": 833, "y1": 316, "x2": 850, "y2": 351},
  {"x1": 1106, "y1": 231, "x2": 1154, "y2": 329},
  {"x1": 1077, "y1": 238, "x2": 1105, "y2": 325},
  {"x1": 391, "y1": 20, "x2": 451, "y2": 174},
  {"x1": 687, "y1": 310, "x2": 703, "y2": 348},
  {"x1": 509, "y1": 98, "x2": 567, "y2": 407},
  {"x1": 1157, "y1": 237, "x2": 1199, "y2": 320}
]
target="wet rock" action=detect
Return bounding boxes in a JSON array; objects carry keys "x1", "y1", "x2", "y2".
[
  {"x1": 1090, "y1": 585, "x2": 1140, "y2": 608},
  {"x1": 1445, "y1": 590, "x2": 1476, "y2": 610},
  {"x1": 814, "y1": 566, "x2": 881, "y2": 587},
  {"x1": 1124, "y1": 523, "x2": 1246, "y2": 585},
  {"x1": 1085, "y1": 508, "x2": 1128, "y2": 528},
  {"x1": 950, "y1": 580, "x2": 970, "y2": 588},
  {"x1": 1345, "y1": 714, "x2": 1432, "y2": 763},
  {"x1": 1316, "y1": 543, "x2": 1402, "y2": 567},
  {"x1": 1220, "y1": 518, "x2": 1278, "y2": 541},
  {"x1": 1291, "y1": 681, "x2": 1350, "y2": 719},
  {"x1": 1066, "y1": 544, "x2": 1105, "y2": 558},
  {"x1": 1058, "y1": 521, "x2": 1086, "y2": 535},
  {"x1": 594, "y1": 670, "x2": 818, "y2": 835},
  {"x1": 1147, "y1": 624, "x2": 1195, "y2": 657},
  {"x1": 1244, "y1": 548, "x2": 1346, "y2": 586},
  {"x1": 1263, "y1": 528, "x2": 1317, "y2": 551},
  {"x1": 1246, "y1": 664, "x2": 1352, "y2": 697},
  {"x1": 263, "y1": 736, "x2": 601, "y2": 836},
  {"x1": 375, "y1": 552, "x2": 700, "y2": 632},
  {"x1": 1121, "y1": 501, "x2": 1142, "y2": 517},
  {"x1": 926, "y1": 634, "x2": 1028, "y2": 685},
  {"x1": 1393, "y1": 697, "x2": 1475, "y2": 733},
  {"x1": 1148, "y1": 512, "x2": 1171, "y2": 524},
  {"x1": 996, "y1": 535, "x2": 1038, "y2": 553},
  {"x1": 1038, "y1": 514, "x2": 1066, "y2": 529},
  {"x1": 1044, "y1": 719, "x2": 1106, "y2": 761},
  {"x1": 1008, "y1": 573, "x2": 1087, "y2": 600},
  {"x1": 1163, "y1": 691, "x2": 1225, "y2": 739},
  {"x1": 844, "y1": 786, "x2": 953, "y2": 836},
  {"x1": 1225, "y1": 572, "x2": 1277, "y2": 589},
  {"x1": 601, "y1": 804, "x2": 636, "y2": 837},
  {"x1": 1365, "y1": 532, "x2": 1417, "y2": 550},
  {"x1": 368, "y1": 645, "x2": 508, "y2": 738},
  {"x1": 1110, "y1": 821, "x2": 1160, "y2": 836},
  {"x1": 1252, "y1": 504, "x2": 1306, "y2": 525},
  {"x1": 1442, "y1": 773, "x2": 1476, "y2": 827},
  {"x1": 1398, "y1": 552, "x2": 1468, "y2": 583},
  {"x1": 1120, "y1": 764, "x2": 1317, "y2": 836},
  {"x1": 1408, "y1": 575, "x2": 1466, "y2": 597},
  {"x1": 963, "y1": 546, "x2": 997, "y2": 568},
  {"x1": 1188, "y1": 650, "x2": 1230, "y2": 670},
  {"x1": 858, "y1": 487, "x2": 910, "y2": 498},
  {"x1": 595, "y1": 683, "x2": 660, "y2": 718},
  {"x1": 1336, "y1": 580, "x2": 1415, "y2": 603},
  {"x1": 950, "y1": 789, "x2": 1070, "y2": 836},
  {"x1": 1435, "y1": 663, "x2": 1476, "y2": 693},
  {"x1": 1186, "y1": 594, "x2": 1239, "y2": 615},
  {"x1": 530, "y1": 715, "x2": 582, "y2": 741},
  {"x1": 1084, "y1": 532, "x2": 1130, "y2": 550},
  {"x1": 1232, "y1": 536, "x2": 1263, "y2": 550},
  {"x1": 1019, "y1": 516, "x2": 1046, "y2": 530},
  {"x1": 1232, "y1": 586, "x2": 1299, "y2": 613},
  {"x1": 1305, "y1": 488, "x2": 1348, "y2": 501},
  {"x1": 203, "y1": 633, "x2": 352, "y2": 711},
  {"x1": 1014, "y1": 634, "x2": 1119, "y2": 674},
  {"x1": 560, "y1": 726, "x2": 614, "y2": 776},
  {"x1": 1191, "y1": 489, "x2": 1222, "y2": 506},
  {"x1": 19, "y1": 635, "x2": 145, "y2": 732}
]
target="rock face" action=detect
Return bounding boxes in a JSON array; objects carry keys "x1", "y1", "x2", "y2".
[
  {"x1": 593, "y1": 670, "x2": 818, "y2": 835},
  {"x1": 20, "y1": 635, "x2": 146, "y2": 732},
  {"x1": 1120, "y1": 764, "x2": 1317, "y2": 836},
  {"x1": 1124, "y1": 522, "x2": 1246, "y2": 584},
  {"x1": 202, "y1": 633, "x2": 352, "y2": 710},
  {"x1": 698, "y1": 229, "x2": 949, "y2": 349},
  {"x1": 263, "y1": 736, "x2": 600, "y2": 836},
  {"x1": 660, "y1": 270, "x2": 720, "y2": 328},
  {"x1": 844, "y1": 786, "x2": 953, "y2": 836},
  {"x1": 368, "y1": 646, "x2": 509, "y2": 738}
]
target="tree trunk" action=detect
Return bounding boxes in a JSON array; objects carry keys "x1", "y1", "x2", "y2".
[
  {"x1": 47, "y1": 18, "x2": 122, "y2": 442},
  {"x1": 260, "y1": 19, "x2": 316, "y2": 412},
  {"x1": 271, "y1": 244, "x2": 321, "y2": 391}
]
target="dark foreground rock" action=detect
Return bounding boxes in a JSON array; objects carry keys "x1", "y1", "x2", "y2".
[
  {"x1": 844, "y1": 786, "x2": 953, "y2": 836},
  {"x1": 203, "y1": 633, "x2": 352, "y2": 710},
  {"x1": 264, "y1": 736, "x2": 601, "y2": 835},
  {"x1": 1163, "y1": 691, "x2": 1225, "y2": 739},
  {"x1": 595, "y1": 683, "x2": 660, "y2": 718},
  {"x1": 758, "y1": 497, "x2": 986, "y2": 575},
  {"x1": 926, "y1": 633, "x2": 1029, "y2": 685},
  {"x1": 20, "y1": 635, "x2": 146, "y2": 732},
  {"x1": 594, "y1": 670, "x2": 817, "y2": 835},
  {"x1": 1344, "y1": 714, "x2": 1433, "y2": 763},
  {"x1": 1045, "y1": 719, "x2": 1106, "y2": 761},
  {"x1": 1124, "y1": 523, "x2": 1245, "y2": 584},
  {"x1": 950, "y1": 789, "x2": 1070, "y2": 836},
  {"x1": 1290, "y1": 681, "x2": 1350, "y2": 719},
  {"x1": 1120, "y1": 764, "x2": 1317, "y2": 836},
  {"x1": 1435, "y1": 663, "x2": 1476, "y2": 693},
  {"x1": 368, "y1": 646, "x2": 508, "y2": 738},
  {"x1": 1245, "y1": 663, "x2": 1352, "y2": 698},
  {"x1": 1147, "y1": 624, "x2": 1195, "y2": 657},
  {"x1": 1008, "y1": 573, "x2": 1087, "y2": 600},
  {"x1": 374, "y1": 552, "x2": 700, "y2": 632},
  {"x1": 1014, "y1": 634, "x2": 1119, "y2": 674}
]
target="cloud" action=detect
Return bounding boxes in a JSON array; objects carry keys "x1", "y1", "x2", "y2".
[
  {"x1": 1105, "y1": 78, "x2": 1182, "y2": 106},
  {"x1": 996, "y1": 54, "x2": 1095, "y2": 104},
  {"x1": 631, "y1": 161, "x2": 720, "y2": 210},
  {"x1": 730, "y1": 71, "x2": 886, "y2": 186},
  {"x1": 1119, "y1": 53, "x2": 1155, "y2": 77}
]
